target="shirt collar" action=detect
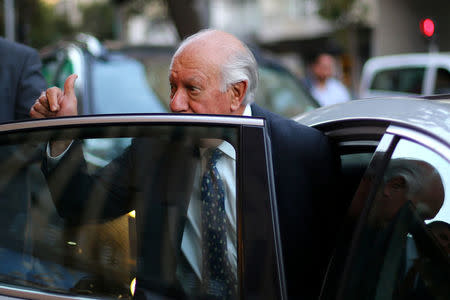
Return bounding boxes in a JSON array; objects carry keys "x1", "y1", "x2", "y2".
[
  {"x1": 199, "y1": 104, "x2": 251, "y2": 161},
  {"x1": 218, "y1": 104, "x2": 251, "y2": 159},
  {"x1": 218, "y1": 141, "x2": 235, "y2": 160},
  {"x1": 243, "y1": 104, "x2": 252, "y2": 117}
]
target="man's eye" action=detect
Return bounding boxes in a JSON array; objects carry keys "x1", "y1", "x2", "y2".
[
  {"x1": 188, "y1": 86, "x2": 200, "y2": 94},
  {"x1": 170, "y1": 84, "x2": 176, "y2": 97}
]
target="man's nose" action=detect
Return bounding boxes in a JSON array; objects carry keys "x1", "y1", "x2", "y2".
[{"x1": 170, "y1": 90, "x2": 189, "y2": 112}]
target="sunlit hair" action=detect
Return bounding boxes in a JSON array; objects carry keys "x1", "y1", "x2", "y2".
[{"x1": 171, "y1": 29, "x2": 259, "y2": 105}]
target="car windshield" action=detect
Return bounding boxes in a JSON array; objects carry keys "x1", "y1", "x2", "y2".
[{"x1": 92, "y1": 55, "x2": 167, "y2": 114}]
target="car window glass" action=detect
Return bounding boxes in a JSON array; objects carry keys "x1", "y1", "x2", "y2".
[
  {"x1": 433, "y1": 67, "x2": 450, "y2": 94},
  {"x1": 255, "y1": 66, "x2": 318, "y2": 118},
  {"x1": 92, "y1": 56, "x2": 167, "y2": 114},
  {"x1": 341, "y1": 138, "x2": 450, "y2": 300},
  {"x1": 370, "y1": 67, "x2": 425, "y2": 94},
  {"x1": 0, "y1": 124, "x2": 239, "y2": 299}
]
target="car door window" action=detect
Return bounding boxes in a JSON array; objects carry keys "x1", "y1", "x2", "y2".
[
  {"x1": 0, "y1": 123, "x2": 245, "y2": 299},
  {"x1": 370, "y1": 67, "x2": 425, "y2": 94},
  {"x1": 433, "y1": 67, "x2": 450, "y2": 94},
  {"x1": 336, "y1": 137, "x2": 450, "y2": 300}
]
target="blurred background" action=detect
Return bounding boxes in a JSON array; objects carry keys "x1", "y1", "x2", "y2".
[{"x1": 2, "y1": 0, "x2": 450, "y2": 102}]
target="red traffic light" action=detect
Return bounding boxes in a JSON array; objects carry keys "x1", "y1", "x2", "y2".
[{"x1": 420, "y1": 18, "x2": 435, "y2": 38}]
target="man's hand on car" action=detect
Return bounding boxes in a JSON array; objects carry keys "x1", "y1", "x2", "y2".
[{"x1": 30, "y1": 74, "x2": 78, "y2": 157}]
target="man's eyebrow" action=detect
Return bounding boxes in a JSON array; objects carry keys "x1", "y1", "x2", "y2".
[{"x1": 185, "y1": 76, "x2": 205, "y2": 86}]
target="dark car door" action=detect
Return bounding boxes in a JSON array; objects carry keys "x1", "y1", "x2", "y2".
[
  {"x1": 316, "y1": 122, "x2": 450, "y2": 300},
  {"x1": 0, "y1": 115, "x2": 286, "y2": 299}
]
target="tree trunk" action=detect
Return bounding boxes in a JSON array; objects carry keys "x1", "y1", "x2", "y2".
[{"x1": 166, "y1": 0, "x2": 209, "y2": 40}]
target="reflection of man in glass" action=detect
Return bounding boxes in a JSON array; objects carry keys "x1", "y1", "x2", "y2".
[
  {"x1": 369, "y1": 159, "x2": 445, "y2": 229},
  {"x1": 427, "y1": 221, "x2": 450, "y2": 255}
]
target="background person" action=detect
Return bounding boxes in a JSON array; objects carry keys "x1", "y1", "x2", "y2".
[
  {"x1": 0, "y1": 37, "x2": 47, "y2": 286},
  {"x1": 0, "y1": 37, "x2": 47, "y2": 121},
  {"x1": 30, "y1": 29, "x2": 342, "y2": 299},
  {"x1": 304, "y1": 52, "x2": 351, "y2": 106}
]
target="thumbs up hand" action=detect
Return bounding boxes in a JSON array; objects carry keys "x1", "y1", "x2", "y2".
[{"x1": 30, "y1": 74, "x2": 78, "y2": 119}]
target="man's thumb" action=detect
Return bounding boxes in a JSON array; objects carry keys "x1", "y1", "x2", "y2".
[{"x1": 63, "y1": 74, "x2": 78, "y2": 97}]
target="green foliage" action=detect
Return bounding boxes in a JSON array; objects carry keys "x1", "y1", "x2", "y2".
[
  {"x1": 27, "y1": 1, "x2": 76, "y2": 49},
  {"x1": 318, "y1": 0, "x2": 356, "y2": 21},
  {"x1": 0, "y1": 0, "x2": 75, "y2": 49},
  {"x1": 79, "y1": 1, "x2": 115, "y2": 41}
]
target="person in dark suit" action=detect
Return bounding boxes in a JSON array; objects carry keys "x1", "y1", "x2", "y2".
[
  {"x1": 0, "y1": 37, "x2": 46, "y2": 121},
  {"x1": 0, "y1": 37, "x2": 47, "y2": 285},
  {"x1": 31, "y1": 29, "x2": 342, "y2": 299}
]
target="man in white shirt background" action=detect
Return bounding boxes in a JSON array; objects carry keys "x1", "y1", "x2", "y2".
[{"x1": 305, "y1": 52, "x2": 352, "y2": 106}]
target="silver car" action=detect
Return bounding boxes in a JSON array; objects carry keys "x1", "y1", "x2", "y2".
[
  {"x1": 295, "y1": 97, "x2": 450, "y2": 300},
  {"x1": 0, "y1": 98, "x2": 447, "y2": 299}
]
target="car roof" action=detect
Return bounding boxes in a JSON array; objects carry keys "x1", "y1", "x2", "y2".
[
  {"x1": 362, "y1": 52, "x2": 450, "y2": 71},
  {"x1": 294, "y1": 98, "x2": 450, "y2": 146}
]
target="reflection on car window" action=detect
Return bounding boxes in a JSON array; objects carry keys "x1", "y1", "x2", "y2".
[
  {"x1": 0, "y1": 125, "x2": 238, "y2": 299},
  {"x1": 370, "y1": 67, "x2": 425, "y2": 94},
  {"x1": 340, "y1": 138, "x2": 450, "y2": 300}
]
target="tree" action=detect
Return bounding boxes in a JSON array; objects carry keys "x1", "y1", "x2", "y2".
[
  {"x1": 79, "y1": 1, "x2": 115, "y2": 41},
  {"x1": 0, "y1": 0, "x2": 75, "y2": 49}
]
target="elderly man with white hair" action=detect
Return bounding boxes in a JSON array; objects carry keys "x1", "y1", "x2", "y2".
[{"x1": 31, "y1": 29, "x2": 341, "y2": 299}]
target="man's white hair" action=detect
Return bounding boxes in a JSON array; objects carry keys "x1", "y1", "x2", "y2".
[{"x1": 171, "y1": 29, "x2": 259, "y2": 105}]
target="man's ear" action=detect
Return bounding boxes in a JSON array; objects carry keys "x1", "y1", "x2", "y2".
[{"x1": 230, "y1": 81, "x2": 248, "y2": 112}]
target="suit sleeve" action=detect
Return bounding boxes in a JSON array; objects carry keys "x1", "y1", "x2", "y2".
[
  {"x1": 42, "y1": 140, "x2": 138, "y2": 225},
  {"x1": 15, "y1": 47, "x2": 47, "y2": 120}
]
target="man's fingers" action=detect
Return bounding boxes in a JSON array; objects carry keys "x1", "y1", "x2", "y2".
[
  {"x1": 63, "y1": 74, "x2": 78, "y2": 98},
  {"x1": 33, "y1": 101, "x2": 57, "y2": 117},
  {"x1": 30, "y1": 105, "x2": 50, "y2": 119},
  {"x1": 46, "y1": 87, "x2": 62, "y2": 112}
]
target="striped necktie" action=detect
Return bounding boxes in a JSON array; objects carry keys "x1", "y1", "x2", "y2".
[{"x1": 201, "y1": 148, "x2": 237, "y2": 299}]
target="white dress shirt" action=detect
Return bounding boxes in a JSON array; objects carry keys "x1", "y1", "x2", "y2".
[
  {"x1": 311, "y1": 77, "x2": 351, "y2": 106},
  {"x1": 181, "y1": 104, "x2": 252, "y2": 280}
]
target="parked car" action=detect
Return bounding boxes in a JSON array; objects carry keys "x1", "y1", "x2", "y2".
[
  {"x1": 41, "y1": 34, "x2": 319, "y2": 119},
  {"x1": 115, "y1": 44, "x2": 319, "y2": 118},
  {"x1": 40, "y1": 33, "x2": 168, "y2": 115},
  {"x1": 359, "y1": 52, "x2": 450, "y2": 98},
  {"x1": 0, "y1": 97, "x2": 448, "y2": 299}
]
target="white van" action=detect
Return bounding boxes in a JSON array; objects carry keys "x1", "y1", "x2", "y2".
[{"x1": 359, "y1": 53, "x2": 450, "y2": 98}]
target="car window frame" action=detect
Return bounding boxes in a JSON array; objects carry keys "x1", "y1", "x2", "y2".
[
  {"x1": 0, "y1": 114, "x2": 286, "y2": 300},
  {"x1": 323, "y1": 121, "x2": 450, "y2": 300}
]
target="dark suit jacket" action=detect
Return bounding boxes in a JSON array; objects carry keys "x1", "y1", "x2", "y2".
[
  {"x1": 0, "y1": 37, "x2": 47, "y2": 122},
  {"x1": 252, "y1": 104, "x2": 343, "y2": 299}
]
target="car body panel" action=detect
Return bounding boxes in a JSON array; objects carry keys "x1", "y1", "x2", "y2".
[{"x1": 294, "y1": 98, "x2": 450, "y2": 149}]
